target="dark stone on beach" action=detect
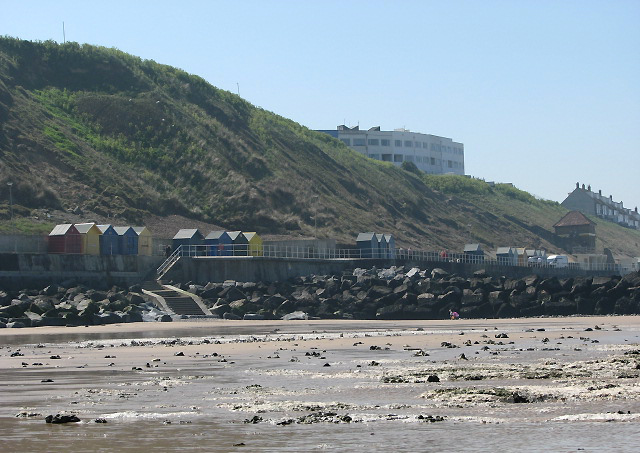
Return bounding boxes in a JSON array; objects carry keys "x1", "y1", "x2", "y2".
[
  {"x1": 45, "y1": 414, "x2": 81, "y2": 424},
  {"x1": 243, "y1": 313, "x2": 265, "y2": 320},
  {"x1": 39, "y1": 317, "x2": 67, "y2": 327},
  {"x1": 244, "y1": 415, "x2": 262, "y2": 424},
  {"x1": 223, "y1": 312, "x2": 241, "y2": 320},
  {"x1": 7, "y1": 321, "x2": 26, "y2": 328},
  {"x1": 427, "y1": 375, "x2": 440, "y2": 382},
  {"x1": 158, "y1": 314, "x2": 172, "y2": 322},
  {"x1": 504, "y1": 392, "x2": 530, "y2": 403},
  {"x1": 95, "y1": 418, "x2": 108, "y2": 423}
]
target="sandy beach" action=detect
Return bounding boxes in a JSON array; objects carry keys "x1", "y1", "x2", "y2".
[{"x1": 1, "y1": 316, "x2": 639, "y2": 452}]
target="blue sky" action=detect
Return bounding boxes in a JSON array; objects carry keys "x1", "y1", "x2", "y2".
[{"x1": 2, "y1": 0, "x2": 639, "y2": 209}]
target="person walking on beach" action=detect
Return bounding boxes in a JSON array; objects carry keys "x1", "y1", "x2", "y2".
[{"x1": 449, "y1": 309, "x2": 460, "y2": 320}]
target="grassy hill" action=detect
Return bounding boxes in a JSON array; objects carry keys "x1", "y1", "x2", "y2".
[{"x1": 1, "y1": 37, "x2": 639, "y2": 257}]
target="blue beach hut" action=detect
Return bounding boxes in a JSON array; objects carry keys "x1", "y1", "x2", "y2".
[
  {"x1": 376, "y1": 234, "x2": 388, "y2": 259},
  {"x1": 172, "y1": 229, "x2": 204, "y2": 256},
  {"x1": 227, "y1": 231, "x2": 249, "y2": 256},
  {"x1": 114, "y1": 226, "x2": 139, "y2": 255},
  {"x1": 205, "y1": 231, "x2": 233, "y2": 256},
  {"x1": 356, "y1": 232, "x2": 377, "y2": 258},
  {"x1": 98, "y1": 224, "x2": 120, "y2": 255},
  {"x1": 383, "y1": 234, "x2": 396, "y2": 259}
]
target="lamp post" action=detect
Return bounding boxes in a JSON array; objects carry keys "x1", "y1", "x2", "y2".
[
  {"x1": 7, "y1": 182, "x2": 13, "y2": 220},
  {"x1": 312, "y1": 195, "x2": 318, "y2": 238}
]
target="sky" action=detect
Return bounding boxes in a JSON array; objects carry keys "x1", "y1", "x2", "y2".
[{"x1": 2, "y1": 0, "x2": 639, "y2": 209}]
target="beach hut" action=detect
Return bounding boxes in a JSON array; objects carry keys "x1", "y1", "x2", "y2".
[
  {"x1": 463, "y1": 244, "x2": 484, "y2": 263},
  {"x1": 356, "y1": 232, "x2": 377, "y2": 258},
  {"x1": 227, "y1": 231, "x2": 249, "y2": 256},
  {"x1": 496, "y1": 246, "x2": 517, "y2": 266},
  {"x1": 172, "y1": 229, "x2": 204, "y2": 256},
  {"x1": 114, "y1": 226, "x2": 138, "y2": 255},
  {"x1": 376, "y1": 233, "x2": 388, "y2": 259},
  {"x1": 48, "y1": 224, "x2": 82, "y2": 254},
  {"x1": 204, "y1": 231, "x2": 233, "y2": 256},
  {"x1": 74, "y1": 223, "x2": 101, "y2": 255},
  {"x1": 97, "y1": 224, "x2": 119, "y2": 255},
  {"x1": 132, "y1": 226, "x2": 153, "y2": 256},
  {"x1": 383, "y1": 234, "x2": 396, "y2": 259},
  {"x1": 243, "y1": 232, "x2": 263, "y2": 256}
]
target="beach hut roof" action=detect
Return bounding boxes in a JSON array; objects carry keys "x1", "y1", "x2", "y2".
[
  {"x1": 173, "y1": 229, "x2": 202, "y2": 240},
  {"x1": 464, "y1": 243, "x2": 482, "y2": 252},
  {"x1": 496, "y1": 246, "x2": 513, "y2": 255},
  {"x1": 49, "y1": 224, "x2": 74, "y2": 236},
  {"x1": 227, "y1": 231, "x2": 243, "y2": 241},
  {"x1": 132, "y1": 226, "x2": 149, "y2": 235},
  {"x1": 74, "y1": 223, "x2": 98, "y2": 234},
  {"x1": 243, "y1": 232, "x2": 258, "y2": 241},
  {"x1": 356, "y1": 232, "x2": 376, "y2": 242},
  {"x1": 96, "y1": 224, "x2": 113, "y2": 233},
  {"x1": 205, "y1": 230, "x2": 229, "y2": 240},
  {"x1": 113, "y1": 226, "x2": 134, "y2": 236}
]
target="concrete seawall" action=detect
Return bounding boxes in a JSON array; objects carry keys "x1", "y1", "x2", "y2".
[
  {"x1": 165, "y1": 256, "x2": 618, "y2": 285},
  {"x1": 0, "y1": 253, "x2": 164, "y2": 290}
]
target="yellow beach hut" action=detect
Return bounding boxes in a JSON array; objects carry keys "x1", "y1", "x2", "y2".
[
  {"x1": 243, "y1": 232, "x2": 263, "y2": 256},
  {"x1": 74, "y1": 223, "x2": 101, "y2": 255},
  {"x1": 133, "y1": 226, "x2": 153, "y2": 256}
]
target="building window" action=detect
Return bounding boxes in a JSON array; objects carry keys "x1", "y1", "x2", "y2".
[
  {"x1": 448, "y1": 160, "x2": 453, "y2": 168},
  {"x1": 394, "y1": 140, "x2": 402, "y2": 147},
  {"x1": 404, "y1": 140, "x2": 413, "y2": 147},
  {"x1": 416, "y1": 156, "x2": 422, "y2": 163},
  {"x1": 341, "y1": 138, "x2": 351, "y2": 146},
  {"x1": 369, "y1": 153, "x2": 380, "y2": 160},
  {"x1": 394, "y1": 154, "x2": 404, "y2": 162},
  {"x1": 415, "y1": 142, "x2": 422, "y2": 149},
  {"x1": 367, "y1": 138, "x2": 379, "y2": 146},
  {"x1": 430, "y1": 157, "x2": 436, "y2": 165},
  {"x1": 353, "y1": 138, "x2": 366, "y2": 146},
  {"x1": 423, "y1": 142, "x2": 428, "y2": 148},
  {"x1": 405, "y1": 155, "x2": 415, "y2": 162},
  {"x1": 381, "y1": 154, "x2": 392, "y2": 162},
  {"x1": 381, "y1": 139, "x2": 390, "y2": 146}
]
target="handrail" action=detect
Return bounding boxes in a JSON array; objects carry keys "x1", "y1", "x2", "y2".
[
  {"x1": 156, "y1": 244, "x2": 636, "y2": 275},
  {"x1": 157, "y1": 245, "x2": 183, "y2": 276}
]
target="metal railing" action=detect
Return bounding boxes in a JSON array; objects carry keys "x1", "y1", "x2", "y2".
[{"x1": 156, "y1": 245, "x2": 637, "y2": 276}]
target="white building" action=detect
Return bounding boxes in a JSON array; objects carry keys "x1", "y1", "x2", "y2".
[{"x1": 318, "y1": 125, "x2": 465, "y2": 175}]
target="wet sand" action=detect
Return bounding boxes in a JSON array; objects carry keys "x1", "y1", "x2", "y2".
[{"x1": 1, "y1": 316, "x2": 639, "y2": 452}]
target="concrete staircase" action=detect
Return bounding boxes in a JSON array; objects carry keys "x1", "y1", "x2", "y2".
[{"x1": 142, "y1": 280, "x2": 211, "y2": 317}]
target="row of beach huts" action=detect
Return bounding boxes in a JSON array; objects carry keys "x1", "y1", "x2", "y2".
[
  {"x1": 48, "y1": 223, "x2": 153, "y2": 255},
  {"x1": 46, "y1": 224, "x2": 265, "y2": 257}
]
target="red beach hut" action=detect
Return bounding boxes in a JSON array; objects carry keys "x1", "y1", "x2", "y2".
[{"x1": 48, "y1": 224, "x2": 82, "y2": 254}]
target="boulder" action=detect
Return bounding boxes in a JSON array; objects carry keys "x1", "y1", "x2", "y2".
[{"x1": 543, "y1": 298, "x2": 577, "y2": 316}]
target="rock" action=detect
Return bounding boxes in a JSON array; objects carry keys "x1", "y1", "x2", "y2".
[
  {"x1": 431, "y1": 268, "x2": 449, "y2": 279},
  {"x1": 243, "y1": 313, "x2": 265, "y2": 320},
  {"x1": 427, "y1": 375, "x2": 440, "y2": 382},
  {"x1": 222, "y1": 312, "x2": 241, "y2": 320},
  {"x1": 158, "y1": 314, "x2": 173, "y2": 322},
  {"x1": 282, "y1": 311, "x2": 308, "y2": 321},
  {"x1": 45, "y1": 414, "x2": 81, "y2": 424}
]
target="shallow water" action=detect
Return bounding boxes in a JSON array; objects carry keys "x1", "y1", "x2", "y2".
[{"x1": 1, "y1": 318, "x2": 639, "y2": 452}]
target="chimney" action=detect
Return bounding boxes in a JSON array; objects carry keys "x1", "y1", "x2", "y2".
[
  {"x1": 582, "y1": 184, "x2": 585, "y2": 189},
  {"x1": 587, "y1": 185, "x2": 591, "y2": 191},
  {"x1": 576, "y1": 182, "x2": 579, "y2": 189},
  {"x1": 610, "y1": 195, "x2": 613, "y2": 200},
  {"x1": 635, "y1": 207, "x2": 638, "y2": 213},
  {"x1": 599, "y1": 189, "x2": 602, "y2": 196}
]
